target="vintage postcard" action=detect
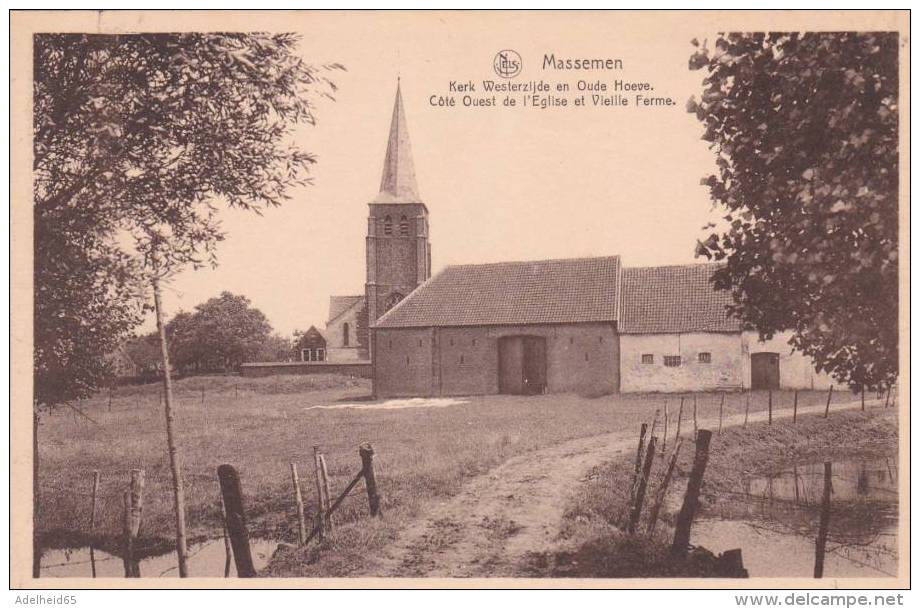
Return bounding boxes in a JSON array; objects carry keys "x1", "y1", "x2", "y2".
[{"x1": 9, "y1": 9, "x2": 910, "y2": 591}]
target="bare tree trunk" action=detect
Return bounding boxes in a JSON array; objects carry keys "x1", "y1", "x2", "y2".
[
  {"x1": 33, "y1": 408, "x2": 41, "y2": 579},
  {"x1": 153, "y1": 276, "x2": 189, "y2": 577}
]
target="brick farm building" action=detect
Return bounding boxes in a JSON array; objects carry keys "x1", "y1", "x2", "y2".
[{"x1": 322, "y1": 83, "x2": 833, "y2": 398}]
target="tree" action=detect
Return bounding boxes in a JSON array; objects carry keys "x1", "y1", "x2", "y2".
[
  {"x1": 688, "y1": 32, "x2": 898, "y2": 392},
  {"x1": 167, "y1": 292, "x2": 278, "y2": 372},
  {"x1": 122, "y1": 332, "x2": 163, "y2": 376},
  {"x1": 254, "y1": 333, "x2": 292, "y2": 363},
  {"x1": 34, "y1": 32, "x2": 341, "y2": 576}
]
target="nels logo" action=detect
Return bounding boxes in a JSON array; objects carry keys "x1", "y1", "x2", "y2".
[{"x1": 493, "y1": 50, "x2": 522, "y2": 78}]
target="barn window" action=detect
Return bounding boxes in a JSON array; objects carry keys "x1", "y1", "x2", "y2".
[
  {"x1": 599, "y1": 336, "x2": 604, "y2": 344},
  {"x1": 384, "y1": 215, "x2": 393, "y2": 236},
  {"x1": 460, "y1": 355, "x2": 465, "y2": 364},
  {"x1": 664, "y1": 355, "x2": 681, "y2": 368},
  {"x1": 343, "y1": 322, "x2": 350, "y2": 347},
  {"x1": 418, "y1": 339, "x2": 423, "y2": 347},
  {"x1": 400, "y1": 215, "x2": 409, "y2": 236},
  {"x1": 698, "y1": 352, "x2": 712, "y2": 364},
  {"x1": 641, "y1": 354, "x2": 654, "y2": 364}
]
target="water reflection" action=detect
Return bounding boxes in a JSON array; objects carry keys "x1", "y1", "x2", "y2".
[
  {"x1": 40, "y1": 538, "x2": 280, "y2": 578},
  {"x1": 694, "y1": 458, "x2": 898, "y2": 578}
]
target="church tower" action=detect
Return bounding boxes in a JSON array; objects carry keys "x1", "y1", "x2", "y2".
[{"x1": 365, "y1": 82, "x2": 431, "y2": 324}]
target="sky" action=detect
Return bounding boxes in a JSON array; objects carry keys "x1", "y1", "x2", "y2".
[{"x1": 153, "y1": 12, "x2": 721, "y2": 337}]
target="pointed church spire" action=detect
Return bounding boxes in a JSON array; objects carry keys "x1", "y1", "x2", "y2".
[{"x1": 374, "y1": 81, "x2": 422, "y2": 204}]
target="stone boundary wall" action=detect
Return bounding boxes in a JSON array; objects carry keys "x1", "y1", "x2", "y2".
[{"x1": 240, "y1": 361, "x2": 372, "y2": 378}]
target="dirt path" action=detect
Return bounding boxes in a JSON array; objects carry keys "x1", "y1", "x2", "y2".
[{"x1": 364, "y1": 398, "x2": 872, "y2": 577}]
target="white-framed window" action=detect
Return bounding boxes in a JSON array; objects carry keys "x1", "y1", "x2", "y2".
[
  {"x1": 301, "y1": 349, "x2": 311, "y2": 362},
  {"x1": 316, "y1": 348, "x2": 326, "y2": 361}
]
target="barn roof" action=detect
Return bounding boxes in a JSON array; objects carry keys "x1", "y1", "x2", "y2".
[
  {"x1": 374, "y1": 256, "x2": 622, "y2": 328},
  {"x1": 618, "y1": 263, "x2": 740, "y2": 334}
]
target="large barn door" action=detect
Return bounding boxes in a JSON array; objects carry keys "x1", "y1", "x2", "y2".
[
  {"x1": 522, "y1": 336, "x2": 547, "y2": 395},
  {"x1": 498, "y1": 337, "x2": 524, "y2": 394},
  {"x1": 499, "y1": 336, "x2": 546, "y2": 395},
  {"x1": 751, "y1": 352, "x2": 780, "y2": 390}
]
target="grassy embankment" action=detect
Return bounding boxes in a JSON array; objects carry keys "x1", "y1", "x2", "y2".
[
  {"x1": 37, "y1": 375, "x2": 855, "y2": 575},
  {"x1": 527, "y1": 408, "x2": 898, "y2": 577}
]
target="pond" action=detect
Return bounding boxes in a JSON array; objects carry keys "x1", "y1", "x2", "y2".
[
  {"x1": 40, "y1": 538, "x2": 281, "y2": 578},
  {"x1": 691, "y1": 458, "x2": 898, "y2": 578}
]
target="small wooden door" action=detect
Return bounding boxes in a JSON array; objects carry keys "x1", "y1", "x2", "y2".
[
  {"x1": 498, "y1": 336, "x2": 547, "y2": 395},
  {"x1": 751, "y1": 352, "x2": 780, "y2": 390}
]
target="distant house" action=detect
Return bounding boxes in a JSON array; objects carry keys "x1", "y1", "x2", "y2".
[{"x1": 294, "y1": 326, "x2": 327, "y2": 362}]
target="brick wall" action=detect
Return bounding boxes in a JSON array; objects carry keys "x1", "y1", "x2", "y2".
[
  {"x1": 373, "y1": 322, "x2": 620, "y2": 398},
  {"x1": 240, "y1": 361, "x2": 372, "y2": 378},
  {"x1": 620, "y1": 332, "x2": 743, "y2": 393}
]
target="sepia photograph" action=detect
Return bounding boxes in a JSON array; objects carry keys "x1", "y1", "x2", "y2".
[{"x1": 8, "y1": 9, "x2": 909, "y2": 592}]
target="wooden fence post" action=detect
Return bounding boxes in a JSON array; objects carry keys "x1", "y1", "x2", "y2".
[
  {"x1": 814, "y1": 462, "x2": 832, "y2": 578},
  {"x1": 313, "y1": 447, "x2": 328, "y2": 539},
  {"x1": 628, "y1": 423, "x2": 648, "y2": 510},
  {"x1": 675, "y1": 397, "x2": 684, "y2": 440},
  {"x1": 824, "y1": 386, "x2": 833, "y2": 418},
  {"x1": 649, "y1": 409, "x2": 660, "y2": 438},
  {"x1": 319, "y1": 454, "x2": 333, "y2": 530},
  {"x1": 661, "y1": 401, "x2": 669, "y2": 455},
  {"x1": 744, "y1": 392, "x2": 750, "y2": 427},
  {"x1": 89, "y1": 471, "x2": 100, "y2": 578},
  {"x1": 647, "y1": 439, "x2": 683, "y2": 535},
  {"x1": 108, "y1": 389, "x2": 113, "y2": 413},
  {"x1": 218, "y1": 464, "x2": 256, "y2": 577},
  {"x1": 793, "y1": 390, "x2": 798, "y2": 424},
  {"x1": 861, "y1": 386, "x2": 865, "y2": 411},
  {"x1": 290, "y1": 462, "x2": 307, "y2": 544},
  {"x1": 122, "y1": 492, "x2": 132, "y2": 577},
  {"x1": 123, "y1": 469, "x2": 144, "y2": 577},
  {"x1": 718, "y1": 393, "x2": 725, "y2": 434},
  {"x1": 219, "y1": 493, "x2": 232, "y2": 578},
  {"x1": 885, "y1": 385, "x2": 892, "y2": 408},
  {"x1": 359, "y1": 444, "x2": 382, "y2": 517},
  {"x1": 671, "y1": 430, "x2": 713, "y2": 558},
  {"x1": 692, "y1": 395, "x2": 698, "y2": 435},
  {"x1": 627, "y1": 436, "x2": 657, "y2": 534},
  {"x1": 768, "y1": 390, "x2": 773, "y2": 425}
]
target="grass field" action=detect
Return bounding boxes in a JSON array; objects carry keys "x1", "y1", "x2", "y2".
[{"x1": 35, "y1": 373, "x2": 862, "y2": 574}]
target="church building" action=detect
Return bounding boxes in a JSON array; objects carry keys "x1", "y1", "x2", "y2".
[
  {"x1": 325, "y1": 82, "x2": 431, "y2": 362},
  {"x1": 325, "y1": 83, "x2": 833, "y2": 398}
]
